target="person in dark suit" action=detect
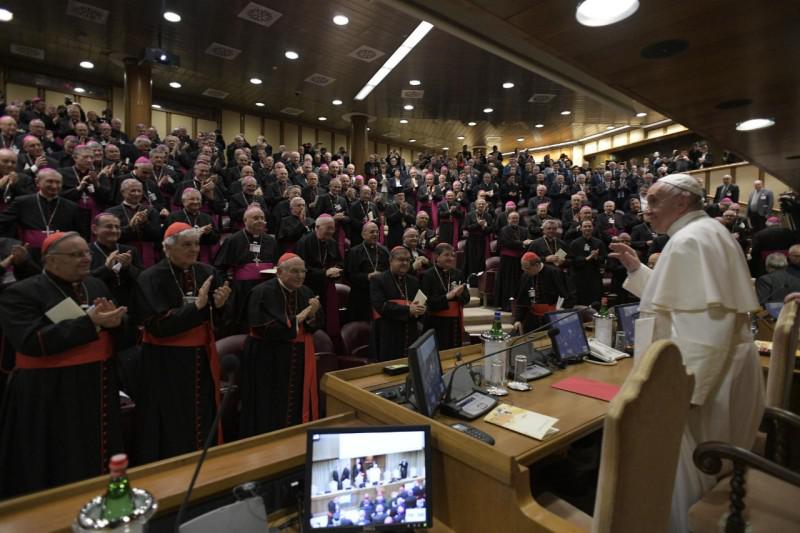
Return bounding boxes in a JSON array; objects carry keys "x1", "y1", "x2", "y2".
[
  {"x1": 749, "y1": 217, "x2": 800, "y2": 277},
  {"x1": 713, "y1": 174, "x2": 740, "y2": 204},
  {"x1": 746, "y1": 180, "x2": 774, "y2": 233},
  {"x1": 755, "y1": 251, "x2": 800, "y2": 304}
]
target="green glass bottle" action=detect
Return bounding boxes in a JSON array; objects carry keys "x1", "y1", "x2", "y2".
[
  {"x1": 598, "y1": 296, "x2": 609, "y2": 317},
  {"x1": 489, "y1": 310, "x2": 504, "y2": 339},
  {"x1": 101, "y1": 453, "x2": 135, "y2": 522}
]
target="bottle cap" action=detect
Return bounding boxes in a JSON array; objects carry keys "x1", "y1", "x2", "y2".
[{"x1": 109, "y1": 453, "x2": 128, "y2": 476}]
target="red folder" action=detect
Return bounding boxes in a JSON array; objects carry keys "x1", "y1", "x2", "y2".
[{"x1": 551, "y1": 376, "x2": 620, "y2": 402}]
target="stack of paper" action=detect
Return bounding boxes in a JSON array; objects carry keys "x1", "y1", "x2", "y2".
[{"x1": 484, "y1": 404, "x2": 559, "y2": 440}]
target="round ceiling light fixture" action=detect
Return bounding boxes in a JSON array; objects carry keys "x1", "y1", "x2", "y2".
[
  {"x1": 163, "y1": 11, "x2": 181, "y2": 23},
  {"x1": 400, "y1": 119, "x2": 409, "y2": 124},
  {"x1": 0, "y1": 8, "x2": 13, "y2": 22},
  {"x1": 635, "y1": 112, "x2": 648, "y2": 117},
  {"x1": 249, "y1": 77, "x2": 262, "y2": 85},
  {"x1": 535, "y1": 123, "x2": 544, "y2": 128},
  {"x1": 467, "y1": 122, "x2": 477, "y2": 127},
  {"x1": 502, "y1": 82, "x2": 515, "y2": 89},
  {"x1": 403, "y1": 104, "x2": 414, "y2": 110},
  {"x1": 169, "y1": 81, "x2": 182, "y2": 89},
  {"x1": 735, "y1": 118, "x2": 775, "y2": 132},
  {"x1": 284, "y1": 50, "x2": 299, "y2": 60},
  {"x1": 79, "y1": 60, "x2": 94, "y2": 69},
  {"x1": 409, "y1": 139, "x2": 416, "y2": 143},
  {"x1": 560, "y1": 110, "x2": 572, "y2": 116},
  {"x1": 457, "y1": 136, "x2": 465, "y2": 140},
  {"x1": 332, "y1": 15, "x2": 349, "y2": 26},
  {"x1": 516, "y1": 137, "x2": 525, "y2": 142},
  {"x1": 151, "y1": 104, "x2": 162, "y2": 109},
  {"x1": 576, "y1": 0, "x2": 639, "y2": 27},
  {"x1": 409, "y1": 79, "x2": 421, "y2": 86},
  {"x1": 74, "y1": 87, "x2": 86, "y2": 94},
  {"x1": 332, "y1": 99, "x2": 343, "y2": 106},
  {"x1": 318, "y1": 116, "x2": 327, "y2": 121},
  {"x1": 255, "y1": 102, "x2": 265, "y2": 107},
  {"x1": 483, "y1": 107, "x2": 493, "y2": 113}
]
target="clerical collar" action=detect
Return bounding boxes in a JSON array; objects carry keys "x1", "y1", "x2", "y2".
[
  {"x1": 666, "y1": 210, "x2": 707, "y2": 237},
  {"x1": 277, "y1": 277, "x2": 294, "y2": 293},
  {"x1": 123, "y1": 201, "x2": 139, "y2": 209}
]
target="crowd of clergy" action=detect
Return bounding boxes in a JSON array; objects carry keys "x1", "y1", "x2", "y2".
[{"x1": 0, "y1": 100, "x2": 793, "y2": 499}]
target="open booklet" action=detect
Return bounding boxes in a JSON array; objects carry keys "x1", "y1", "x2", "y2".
[{"x1": 484, "y1": 404, "x2": 559, "y2": 441}]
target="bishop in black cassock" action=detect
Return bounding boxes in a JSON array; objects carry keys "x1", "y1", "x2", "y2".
[
  {"x1": 513, "y1": 252, "x2": 573, "y2": 333},
  {"x1": 421, "y1": 243, "x2": 470, "y2": 350},
  {"x1": 568, "y1": 220, "x2": 607, "y2": 306},
  {"x1": 345, "y1": 222, "x2": 389, "y2": 322}
]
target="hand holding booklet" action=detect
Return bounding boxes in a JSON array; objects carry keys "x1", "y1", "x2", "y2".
[{"x1": 484, "y1": 404, "x2": 559, "y2": 441}]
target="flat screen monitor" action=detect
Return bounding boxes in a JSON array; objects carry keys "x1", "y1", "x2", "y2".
[
  {"x1": 615, "y1": 302, "x2": 640, "y2": 346},
  {"x1": 545, "y1": 310, "x2": 590, "y2": 362},
  {"x1": 305, "y1": 426, "x2": 432, "y2": 530},
  {"x1": 765, "y1": 302, "x2": 784, "y2": 320},
  {"x1": 407, "y1": 329, "x2": 446, "y2": 417}
]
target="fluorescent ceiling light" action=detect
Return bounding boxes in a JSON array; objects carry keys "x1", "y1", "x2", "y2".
[
  {"x1": 0, "y1": 9, "x2": 13, "y2": 22},
  {"x1": 285, "y1": 50, "x2": 299, "y2": 60},
  {"x1": 535, "y1": 123, "x2": 544, "y2": 128},
  {"x1": 636, "y1": 112, "x2": 648, "y2": 117},
  {"x1": 576, "y1": 0, "x2": 639, "y2": 27},
  {"x1": 606, "y1": 126, "x2": 615, "y2": 130},
  {"x1": 736, "y1": 118, "x2": 775, "y2": 131},
  {"x1": 255, "y1": 102, "x2": 265, "y2": 107},
  {"x1": 79, "y1": 61, "x2": 94, "y2": 69},
  {"x1": 318, "y1": 116, "x2": 327, "y2": 121},
  {"x1": 457, "y1": 136, "x2": 465, "y2": 140},
  {"x1": 483, "y1": 108, "x2": 493, "y2": 113},
  {"x1": 502, "y1": 82, "x2": 515, "y2": 89},
  {"x1": 169, "y1": 81, "x2": 182, "y2": 89},
  {"x1": 354, "y1": 21, "x2": 433, "y2": 100},
  {"x1": 516, "y1": 137, "x2": 525, "y2": 142},
  {"x1": 151, "y1": 104, "x2": 162, "y2": 109},
  {"x1": 409, "y1": 139, "x2": 416, "y2": 143},
  {"x1": 163, "y1": 11, "x2": 181, "y2": 23},
  {"x1": 332, "y1": 99, "x2": 343, "y2": 106},
  {"x1": 467, "y1": 122, "x2": 477, "y2": 126},
  {"x1": 333, "y1": 15, "x2": 349, "y2": 26},
  {"x1": 409, "y1": 79, "x2": 421, "y2": 86},
  {"x1": 74, "y1": 87, "x2": 86, "y2": 94},
  {"x1": 442, "y1": 147, "x2": 449, "y2": 150},
  {"x1": 560, "y1": 110, "x2": 571, "y2": 115},
  {"x1": 404, "y1": 104, "x2": 414, "y2": 110},
  {"x1": 400, "y1": 119, "x2": 409, "y2": 124},
  {"x1": 249, "y1": 78, "x2": 262, "y2": 85},
  {"x1": 642, "y1": 118, "x2": 673, "y2": 129}
]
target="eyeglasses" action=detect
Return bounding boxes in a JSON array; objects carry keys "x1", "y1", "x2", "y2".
[{"x1": 50, "y1": 250, "x2": 92, "y2": 258}]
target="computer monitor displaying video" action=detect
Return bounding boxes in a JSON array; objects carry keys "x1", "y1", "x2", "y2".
[
  {"x1": 408, "y1": 329, "x2": 446, "y2": 417},
  {"x1": 545, "y1": 310, "x2": 590, "y2": 362},
  {"x1": 615, "y1": 302, "x2": 640, "y2": 346},
  {"x1": 305, "y1": 426, "x2": 432, "y2": 530}
]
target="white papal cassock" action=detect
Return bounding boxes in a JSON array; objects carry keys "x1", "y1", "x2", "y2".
[{"x1": 623, "y1": 209, "x2": 764, "y2": 533}]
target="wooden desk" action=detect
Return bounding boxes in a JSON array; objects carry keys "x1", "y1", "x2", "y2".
[
  {"x1": 0, "y1": 413, "x2": 364, "y2": 533},
  {"x1": 322, "y1": 342, "x2": 634, "y2": 532}
]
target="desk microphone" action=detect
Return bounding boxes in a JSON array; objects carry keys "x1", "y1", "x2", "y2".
[
  {"x1": 174, "y1": 354, "x2": 240, "y2": 533},
  {"x1": 442, "y1": 312, "x2": 575, "y2": 405}
]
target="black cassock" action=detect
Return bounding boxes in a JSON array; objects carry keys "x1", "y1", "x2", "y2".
[
  {"x1": 370, "y1": 271, "x2": 422, "y2": 361},
  {"x1": 239, "y1": 278, "x2": 321, "y2": 437},
  {"x1": 277, "y1": 215, "x2": 314, "y2": 254},
  {"x1": 568, "y1": 236, "x2": 607, "y2": 305},
  {"x1": 296, "y1": 232, "x2": 342, "y2": 342},
  {"x1": 421, "y1": 266, "x2": 470, "y2": 350},
  {"x1": 494, "y1": 224, "x2": 526, "y2": 311},
  {"x1": 345, "y1": 242, "x2": 389, "y2": 322},
  {"x1": 464, "y1": 210, "x2": 495, "y2": 278},
  {"x1": 132, "y1": 260, "x2": 224, "y2": 463},
  {"x1": 0, "y1": 193, "x2": 80, "y2": 259},
  {"x1": 437, "y1": 200, "x2": 467, "y2": 247},
  {"x1": 214, "y1": 230, "x2": 278, "y2": 333},
  {"x1": 0, "y1": 274, "x2": 123, "y2": 497},
  {"x1": 513, "y1": 265, "x2": 573, "y2": 333},
  {"x1": 384, "y1": 202, "x2": 416, "y2": 249}
]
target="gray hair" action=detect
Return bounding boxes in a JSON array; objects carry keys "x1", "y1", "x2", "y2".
[
  {"x1": 765, "y1": 252, "x2": 788, "y2": 271},
  {"x1": 163, "y1": 227, "x2": 201, "y2": 248},
  {"x1": 120, "y1": 178, "x2": 142, "y2": 193}
]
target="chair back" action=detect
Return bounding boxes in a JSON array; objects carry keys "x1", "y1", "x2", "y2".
[
  {"x1": 766, "y1": 299, "x2": 800, "y2": 408},
  {"x1": 591, "y1": 340, "x2": 694, "y2": 533},
  {"x1": 341, "y1": 321, "x2": 371, "y2": 356},
  {"x1": 336, "y1": 283, "x2": 351, "y2": 309},
  {"x1": 313, "y1": 329, "x2": 334, "y2": 354}
]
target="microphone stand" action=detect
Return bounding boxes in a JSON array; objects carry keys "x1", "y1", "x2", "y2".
[{"x1": 442, "y1": 312, "x2": 576, "y2": 404}]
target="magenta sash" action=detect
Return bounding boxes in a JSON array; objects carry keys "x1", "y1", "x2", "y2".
[
  {"x1": 21, "y1": 228, "x2": 50, "y2": 249},
  {"x1": 417, "y1": 199, "x2": 439, "y2": 229},
  {"x1": 500, "y1": 248, "x2": 524, "y2": 258},
  {"x1": 233, "y1": 262, "x2": 272, "y2": 281},
  {"x1": 131, "y1": 240, "x2": 157, "y2": 268},
  {"x1": 378, "y1": 213, "x2": 386, "y2": 245}
]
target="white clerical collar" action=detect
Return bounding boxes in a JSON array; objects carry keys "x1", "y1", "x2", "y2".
[{"x1": 666, "y1": 210, "x2": 706, "y2": 237}]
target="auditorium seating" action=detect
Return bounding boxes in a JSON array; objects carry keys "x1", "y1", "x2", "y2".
[
  {"x1": 478, "y1": 256, "x2": 501, "y2": 306},
  {"x1": 340, "y1": 321, "x2": 371, "y2": 367}
]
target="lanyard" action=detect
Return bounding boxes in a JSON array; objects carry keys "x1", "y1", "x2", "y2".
[
  {"x1": 362, "y1": 242, "x2": 378, "y2": 272},
  {"x1": 433, "y1": 266, "x2": 451, "y2": 292},
  {"x1": 43, "y1": 272, "x2": 89, "y2": 308},
  {"x1": 391, "y1": 275, "x2": 408, "y2": 301},
  {"x1": 168, "y1": 262, "x2": 197, "y2": 297},
  {"x1": 36, "y1": 195, "x2": 60, "y2": 232}
]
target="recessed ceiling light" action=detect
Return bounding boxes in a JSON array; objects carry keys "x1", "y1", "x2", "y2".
[
  {"x1": 332, "y1": 15, "x2": 349, "y2": 26},
  {"x1": 79, "y1": 61, "x2": 94, "y2": 69},
  {"x1": 516, "y1": 137, "x2": 525, "y2": 142},
  {"x1": 169, "y1": 81, "x2": 182, "y2": 89},
  {"x1": 635, "y1": 112, "x2": 648, "y2": 117},
  {"x1": 409, "y1": 139, "x2": 416, "y2": 143},
  {"x1": 285, "y1": 50, "x2": 299, "y2": 60},
  {"x1": 442, "y1": 147, "x2": 449, "y2": 150},
  {"x1": 457, "y1": 136, "x2": 465, "y2": 140},
  {"x1": 249, "y1": 77, "x2": 262, "y2": 85},
  {"x1": 332, "y1": 99, "x2": 343, "y2": 106},
  {"x1": 400, "y1": 119, "x2": 409, "y2": 124},
  {"x1": 151, "y1": 104, "x2": 162, "y2": 109},
  {"x1": 255, "y1": 102, "x2": 265, "y2": 107},
  {"x1": 467, "y1": 122, "x2": 477, "y2": 126},
  {"x1": 0, "y1": 8, "x2": 13, "y2": 22},
  {"x1": 606, "y1": 126, "x2": 615, "y2": 130},
  {"x1": 318, "y1": 116, "x2": 327, "y2": 121},
  {"x1": 483, "y1": 108, "x2": 493, "y2": 113},
  {"x1": 74, "y1": 87, "x2": 86, "y2": 94},
  {"x1": 163, "y1": 11, "x2": 181, "y2": 23},
  {"x1": 409, "y1": 80, "x2": 421, "y2": 86},
  {"x1": 535, "y1": 123, "x2": 544, "y2": 128},
  {"x1": 576, "y1": 0, "x2": 639, "y2": 27},
  {"x1": 502, "y1": 82, "x2": 515, "y2": 89},
  {"x1": 560, "y1": 110, "x2": 571, "y2": 115},
  {"x1": 403, "y1": 104, "x2": 414, "y2": 110},
  {"x1": 735, "y1": 118, "x2": 775, "y2": 132}
]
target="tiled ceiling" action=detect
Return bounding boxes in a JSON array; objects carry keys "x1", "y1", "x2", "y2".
[{"x1": 0, "y1": 0, "x2": 663, "y2": 151}]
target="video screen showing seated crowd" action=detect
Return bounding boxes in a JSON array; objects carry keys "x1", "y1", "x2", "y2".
[{"x1": 0, "y1": 96, "x2": 797, "y2": 499}]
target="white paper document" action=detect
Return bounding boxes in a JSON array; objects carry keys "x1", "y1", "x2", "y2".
[{"x1": 45, "y1": 298, "x2": 86, "y2": 324}]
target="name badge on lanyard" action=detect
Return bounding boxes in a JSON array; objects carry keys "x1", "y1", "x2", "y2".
[
  {"x1": 148, "y1": 191, "x2": 157, "y2": 202},
  {"x1": 183, "y1": 292, "x2": 198, "y2": 306},
  {"x1": 249, "y1": 243, "x2": 261, "y2": 254},
  {"x1": 584, "y1": 243, "x2": 591, "y2": 252},
  {"x1": 528, "y1": 287, "x2": 536, "y2": 300}
]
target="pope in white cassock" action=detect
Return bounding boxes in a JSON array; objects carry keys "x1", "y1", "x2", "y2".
[{"x1": 610, "y1": 173, "x2": 764, "y2": 532}]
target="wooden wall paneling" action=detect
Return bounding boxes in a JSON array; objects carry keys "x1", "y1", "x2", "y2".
[
  {"x1": 197, "y1": 119, "x2": 218, "y2": 135},
  {"x1": 150, "y1": 110, "x2": 167, "y2": 139},
  {"x1": 112, "y1": 87, "x2": 125, "y2": 126},
  {"x1": 572, "y1": 144, "x2": 584, "y2": 166},
  {"x1": 301, "y1": 126, "x2": 315, "y2": 146},
  {"x1": 46, "y1": 90, "x2": 73, "y2": 107},
  {"x1": 766, "y1": 172, "x2": 793, "y2": 194},
  {"x1": 221, "y1": 110, "x2": 241, "y2": 146},
  {"x1": 243, "y1": 114, "x2": 262, "y2": 143},
  {"x1": 77, "y1": 96, "x2": 107, "y2": 116},
  {"x1": 5, "y1": 82, "x2": 36, "y2": 103},
  {"x1": 736, "y1": 165, "x2": 760, "y2": 188},
  {"x1": 612, "y1": 132, "x2": 629, "y2": 148},
  {"x1": 666, "y1": 124, "x2": 687, "y2": 135},
  {"x1": 265, "y1": 119, "x2": 281, "y2": 146},
  {"x1": 628, "y1": 129, "x2": 644, "y2": 144},
  {"x1": 334, "y1": 133, "x2": 347, "y2": 154},
  {"x1": 171, "y1": 114, "x2": 193, "y2": 135},
  {"x1": 283, "y1": 123, "x2": 299, "y2": 151},
  {"x1": 584, "y1": 141, "x2": 598, "y2": 155},
  {"x1": 708, "y1": 168, "x2": 729, "y2": 192},
  {"x1": 317, "y1": 130, "x2": 332, "y2": 151},
  {"x1": 646, "y1": 128, "x2": 665, "y2": 140},
  {"x1": 597, "y1": 137, "x2": 611, "y2": 152}
]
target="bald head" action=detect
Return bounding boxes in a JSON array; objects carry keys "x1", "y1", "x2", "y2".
[{"x1": 362, "y1": 221, "x2": 379, "y2": 245}]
